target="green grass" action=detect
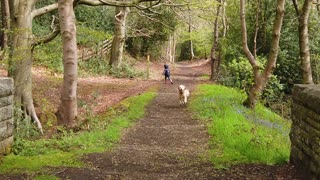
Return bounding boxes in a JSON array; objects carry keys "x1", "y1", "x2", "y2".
[
  {"x1": 0, "y1": 90, "x2": 156, "y2": 174},
  {"x1": 189, "y1": 84, "x2": 291, "y2": 168}
]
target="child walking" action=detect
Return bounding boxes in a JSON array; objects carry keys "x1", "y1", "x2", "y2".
[{"x1": 163, "y1": 64, "x2": 173, "y2": 84}]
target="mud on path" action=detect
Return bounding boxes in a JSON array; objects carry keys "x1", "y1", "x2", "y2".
[{"x1": 52, "y1": 64, "x2": 303, "y2": 180}]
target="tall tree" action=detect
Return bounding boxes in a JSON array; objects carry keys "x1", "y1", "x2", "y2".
[
  {"x1": 167, "y1": 33, "x2": 176, "y2": 63},
  {"x1": 56, "y1": 0, "x2": 78, "y2": 128},
  {"x1": 109, "y1": 5, "x2": 130, "y2": 68},
  {"x1": 186, "y1": 0, "x2": 195, "y2": 60},
  {"x1": 253, "y1": 0, "x2": 261, "y2": 59},
  {"x1": 8, "y1": 0, "x2": 59, "y2": 133},
  {"x1": 292, "y1": 0, "x2": 314, "y2": 84},
  {"x1": 240, "y1": 0, "x2": 285, "y2": 108},
  {"x1": 210, "y1": 0, "x2": 222, "y2": 81},
  {"x1": 1, "y1": 0, "x2": 10, "y2": 52}
]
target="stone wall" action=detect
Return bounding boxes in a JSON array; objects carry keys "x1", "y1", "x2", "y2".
[
  {"x1": 290, "y1": 84, "x2": 320, "y2": 179},
  {"x1": 0, "y1": 78, "x2": 14, "y2": 155}
]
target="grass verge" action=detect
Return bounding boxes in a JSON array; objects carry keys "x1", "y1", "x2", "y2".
[
  {"x1": 189, "y1": 84, "x2": 291, "y2": 169},
  {"x1": 0, "y1": 90, "x2": 156, "y2": 174}
]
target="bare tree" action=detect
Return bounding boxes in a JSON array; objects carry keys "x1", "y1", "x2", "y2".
[
  {"x1": 292, "y1": 0, "x2": 314, "y2": 84},
  {"x1": 109, "y1": 5, "x2": 130, "y2": 68},
  {"x1": 240, "y1": 0, "x2": 285, "y2": 108}
]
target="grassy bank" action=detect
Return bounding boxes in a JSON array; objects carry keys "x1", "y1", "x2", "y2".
[
  {"x1": 0, "y1": 90, "x2": 156, "y2": 174},
  {"x1": 189, "y1": 84, "x2": 291, "y2": 168}
]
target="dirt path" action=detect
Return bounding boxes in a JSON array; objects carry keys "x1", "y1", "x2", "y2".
[
  {"x1": 54, "y1": 65, "x2": 218, "y2": 179},
  {"x1": 52, "y1": 64, "x2": 303, "y2": 180}
]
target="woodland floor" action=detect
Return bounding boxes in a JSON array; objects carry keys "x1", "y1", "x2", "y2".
[{"x1": 0, "y1": 60, "x2": 305, "y2": 179}]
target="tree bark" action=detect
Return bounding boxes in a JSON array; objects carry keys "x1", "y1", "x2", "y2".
[
  {"x1": 221, "y1": 0, "x2": 227, "y2": 37},
  {"x1": 167, "y1": 34, "x2": 176, "y2": 63},
  {"x1": 253, "y1": 0, "x2": 260, "y2": 58},
  {"x1": 298, "y1": 0, "x2": 314, "y2": 84},
  {"x1": 210, "y1": 0, "x2": 222, "y2": 81},
  {"x1": 9, "y1": 0, "x2": 43, "y2": 133},
  {"x1": 56, "y1": 0, "x2": 78, "y2": 128},
  {"x1": 187, "y1": 1, "x2": 194, "y2": 60},
  {"x1": 240, "y1": 0, "x2": 285, "y2": 108},
  {"x1": 1, "y1": 0, "x2": 10, "y2": 51},
  {"x1": 109, "y1": 5, "x2": 129, "y2": 68}
]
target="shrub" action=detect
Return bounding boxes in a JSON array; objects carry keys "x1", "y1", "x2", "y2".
[{"x1": 219, "y1": 57, "x2": 283, "y2": 105}]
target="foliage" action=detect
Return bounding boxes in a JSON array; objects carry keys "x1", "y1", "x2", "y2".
[
  {"x1": 0, "y1": 91, "x2": 156, "y2": 174},
  {"x1": 190, "y1": 84, "x2": 291, "y2": 168},
  {"x1": 109, "y1": 61, "x2": 145, "y2": 78},
  {"x1": 79, "y1": 57, "x2": 110, "y2": 76},
  {"x1": 126, "y1": 7, "x2": 178, "y2": 59},
  {"x1": 75, "y1": 5, "x2": 115, "y2": 32},
  {"x1": 178, "y1": 40, "x2": 193, "y2": 61},
  {"x1": 177, "y1": 28, "x2": 212, "y2": 61},
  {"x1": 33, "y1": 26, "x2": 110, "y2": 73},
  {"x1": 33, "y1": 37, "x2": 63, "y2": 73},
  {"x1": 219, "y1": 57, "x2": 283, "y2": 105},
  {"x1": 77, "y1": 26, "x2": 111, "y2": 47},
  {"x1": 79, "y1": 56, "x2": 144, "y2": 78}
]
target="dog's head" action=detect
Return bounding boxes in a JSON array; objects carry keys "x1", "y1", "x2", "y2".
[{"x1": 178, "y1": 85, "x2": 186, "y2": 94}]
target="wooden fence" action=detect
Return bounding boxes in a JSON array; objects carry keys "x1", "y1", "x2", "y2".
[{"x1": 78, "y1": 38, "x2": 113, "y2": 61}]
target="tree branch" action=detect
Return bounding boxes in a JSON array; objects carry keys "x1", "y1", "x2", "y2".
[
  {"x1": 240, "y1": 0, "x2": 258, "y2": 68},
  {"x1": 31, "y1": 3, "x2": 58, "y2": 19},
  {"x1": 292, "y1": 0, "x2": 299, "y2": 16},
  {"x1": 134, "y1": 0, "x2": 162, "y2": 10},
  {"x1": 32, "y1": 16, "x2": 60, "y2": 47},
  {"x1": 32, "y1": 29, "x2": 60, "y2": 48},
  {"x1": 78, "y1": 0, "x2": 160, "y2": 7}
]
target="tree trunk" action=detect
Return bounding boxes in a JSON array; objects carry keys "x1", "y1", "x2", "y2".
[
  {"x1": 187, "y1": 1, "x2": 194, "y2": 60},
  {"x1": 172, "y1": 34, "x2": 176, "y2": 63},
  {"x1": 261, "y1": 1, "x2": 268, "y2": 54},
  {"x1": 9, "y1": 0, "x2": 43, "y2": 133},
  {"x1": 1, "y1": 0, "x2": 10, "y2": 51},
  {"x1": 57, "y1": 0, "x2": 78, "y2": 128},
  {"x1": 167, "y1": 34, "x2": 176, "y2": 63},
  {"x1": 298, "y1": 0, "x2": 314, "y2": 84},
  {"x1": 253, "y1": 0, "x2": 260, "y2": 58},
  {"x1": 221, "y1": 0, "x2": 227, "y2": 37},
  {"x1": 240, "y1": 0, "x2": 285, "y2": 108},
  {"x1": 109, "y1": 6, "x2": 129, "y2": 68},
  {"x1": 166, "y1": 35, "x2": 172, "y2": 63},
  {"x1": 210, "y1": 0, "x2": 222, "y2": 81}
]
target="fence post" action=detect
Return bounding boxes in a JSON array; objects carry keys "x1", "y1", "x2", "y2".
[{"x1": 146, "y1": 54, "x2": 150, "y2": 80}]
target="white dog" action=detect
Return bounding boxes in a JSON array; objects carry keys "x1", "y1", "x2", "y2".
[{"x1": 178, "y1": 85, "x2": 190, "y2": 105}]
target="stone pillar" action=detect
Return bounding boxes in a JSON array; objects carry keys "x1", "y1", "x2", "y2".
[
  {"x1": 290, "y1": 84, "x2": 320, "y2": 180},
  {"x1": 0, "y1": 78, "x2": 14, "y2": 155}
]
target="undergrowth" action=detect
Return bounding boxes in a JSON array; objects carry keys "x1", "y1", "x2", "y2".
[
  {"x1": 0, "y1": 90, "x2": 156, "y2": 175},
  {"x1": 189, "y1": 84, "x2": 291, "y2": 169}
]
